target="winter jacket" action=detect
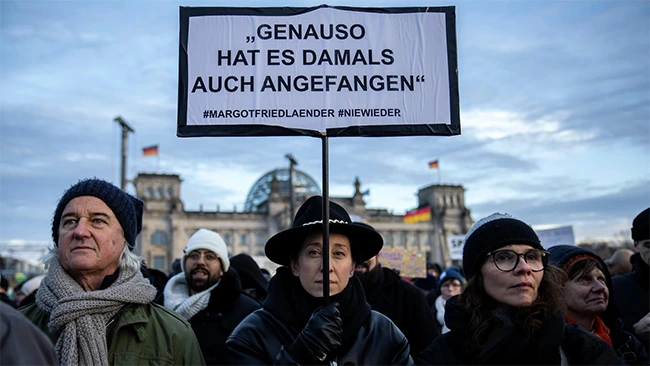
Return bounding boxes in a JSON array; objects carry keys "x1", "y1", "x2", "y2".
[
  {"x1": 417, "y1": 297, "x2": 623, "y2": 365},
  {"x1": 188, "y1": 269, "x2": 261, "y2": 365},
  {"x1": 361, "y1": 265, "x2": 438, "y2": 354},
  {"x1": 20, "y1": 301, "x2": 205, "y2": 365},
  {"x1": 226, "y1": 267, "x2": 413, "y2": 365},
  {"x1": 548, "y1": 245, "x2": 648, "y2": 364},
  {"x1": 612, "y1": 254, "x2": 649, "y2": 336},
  {"x1": 1, "y1": 302, "x2": 57, "y2": 365}
]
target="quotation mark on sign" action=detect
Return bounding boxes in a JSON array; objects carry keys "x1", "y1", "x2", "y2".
[
  {"x1": 245, "y1": 36, "x2": 255, "y2": 43},
  {"x1": 416, "y1": 75, "x2": 426, "y2": 82}
]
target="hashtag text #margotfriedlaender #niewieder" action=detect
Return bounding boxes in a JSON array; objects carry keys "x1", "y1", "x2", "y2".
[{"x1": 201, "y1": 108, "x2": 401, "y2": 119}]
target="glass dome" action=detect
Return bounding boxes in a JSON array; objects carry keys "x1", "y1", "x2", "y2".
[{"x1": 244, "y1": 168, "x2": 321, "y2": 212}]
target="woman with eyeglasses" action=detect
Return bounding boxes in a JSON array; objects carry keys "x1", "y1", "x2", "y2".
[
  {"x1": 548, "y1": 245, "x2": 648, "y2": 364},
  {"x1": 418, "y1": 213, "x2": 621, "y2": 365}
]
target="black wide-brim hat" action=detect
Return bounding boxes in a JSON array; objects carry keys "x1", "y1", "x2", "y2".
[{"x1": 265, "y1": 195, "x2": 383, "y2": 266}]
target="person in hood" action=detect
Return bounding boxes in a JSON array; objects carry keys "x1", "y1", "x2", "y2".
[
  {"x1": 226, "y1": 196, "x2": 413, "y2": 365},
  {"x1": 164, "y1": 229, "x2": 260, "y2": 365},
  {"x1": 230, "y1": 253, "x2": 268, "y2": 303},
  {"x1": 549, "y1": 245, "x2": 647, "y2": 364},
  {"x1": 418, "y1": 213, "x2": 621, "y2": 365},
  {"x1": 612, "y1": 207, "x2": 650, "y2": 344},
  {"x1": 353, "y1": 222, "x2": 437, "y2": 356}
]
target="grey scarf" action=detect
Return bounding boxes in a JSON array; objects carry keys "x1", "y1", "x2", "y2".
[
  {"x1": 163, "y1": 272, "x2": 220, "y2": 320},
  {"x1": 36, "y1": 257, "x2": 156, "y2": 366}
]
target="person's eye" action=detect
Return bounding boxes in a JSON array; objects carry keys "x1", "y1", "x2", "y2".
[
  {"x1": 206, "y1": 255, "x2": 217, "y2": 261},
  {"x1": 62, "y1": 219, "x2": 77, "y2": 228},
  {"x1": 92, "y1": 218, "x2": 107, "y2": 225},
  {"x1": 495, "y1": 253, "x2": 512, "y2": 262},
  {"x1": 334, "y1": 251, "x2": 346, "y2": 257},
  {"x1": 526, "y1": 253, "x2": 540, "y2": 263},
  {"x1": 308, "y1": 250, "x2": 320, "y2": 256}
]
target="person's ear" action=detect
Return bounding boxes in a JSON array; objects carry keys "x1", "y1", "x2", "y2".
[
  {"x1": 348, "y1": 262, "x2": 355, "y2": 278},
  {"x1": 290, "y1": 258, "x2": 299, "y2": 276}
]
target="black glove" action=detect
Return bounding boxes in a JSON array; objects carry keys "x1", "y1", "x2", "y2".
[{"x1": 288, "y1": 302, "x2": 343, "y2": 364}]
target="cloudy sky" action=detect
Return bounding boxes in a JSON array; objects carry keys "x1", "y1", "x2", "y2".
[{"x1": 1, "y1": 0, "x2": 648, "y2": 246}]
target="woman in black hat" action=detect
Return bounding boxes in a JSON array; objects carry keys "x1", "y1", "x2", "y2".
[
  {"x1": 548, "y1": 245, "x2": 647, "y2": 364},
  {"x1": 225, "y1": 196, "x2": 413, "y2": 365},
  {"x1": 418, "y1": 213, "x2": 621, "y2": 365}
]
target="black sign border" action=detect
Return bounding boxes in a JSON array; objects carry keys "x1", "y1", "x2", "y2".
[{"x1": 178, "y1": 5, "x2": 460, "y2": 138}]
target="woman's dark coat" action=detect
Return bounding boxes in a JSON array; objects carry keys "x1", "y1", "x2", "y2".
[
  {"x1": 418, "y1": 296, "x2": 623, "y2": 365},
  {"x1": 226, "y1": 268, "x2": 413, "y2": 365}
]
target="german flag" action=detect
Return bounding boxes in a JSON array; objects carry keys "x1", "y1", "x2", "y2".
[
  {"x1": 142, "y1": 145, "x2": 159, "y2": 156},
  {"x1": 428, "y1": 160, "x2": 439, "y2": 169},
  {"x1": 404, "y1": 206, "x2": 431, "y2": 224}
]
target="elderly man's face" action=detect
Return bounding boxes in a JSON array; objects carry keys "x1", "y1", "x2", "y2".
[{"x1": 58, "y1": 196, "x2": 125, "y2": 282}]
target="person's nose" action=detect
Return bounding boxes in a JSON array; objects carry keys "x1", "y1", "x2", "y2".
[
  {"x1": 196, "y1": 254, "x2": 206, "y2": 265},
  {"x1": 513, "y1": 255, "x2": 533, "y2": 275},
  {"x1": 73, "y1": 218, "x2": 91, "y2": 238},
  {"x1": 592, "y1": 279, "x2": 607, "y2": 293},
  {"x1": 320, "y1": 254, "x2": 334, "y2": 273}
]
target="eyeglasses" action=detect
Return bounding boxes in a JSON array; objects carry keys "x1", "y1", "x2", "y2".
[
  {"x1": 486, "y1": 249, "x2": 550, "y2": 272},
  {"x1": 187, "y1": 251, "x2": 220, "y2": 262}
]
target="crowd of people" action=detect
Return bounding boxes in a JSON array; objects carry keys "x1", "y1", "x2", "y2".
[{"x1": 0, "y1": 177, "x2": 648, "y2": 365}]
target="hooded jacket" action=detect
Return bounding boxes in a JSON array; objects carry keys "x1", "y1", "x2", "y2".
[
  {"x1": 549, "y1": 245, "x2": 648, "y2": 364},
  {"x1": 360, "y1": 265, "x2": 438, "y2": 355},
  {"x1": 417, "y1": 296, "x2": 623, "y2": 365},
  {"x1": 226, "y1": 267, "x2": 413, "y2": 365}
]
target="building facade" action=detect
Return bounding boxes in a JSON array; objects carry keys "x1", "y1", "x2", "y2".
[{"x1": 133, "y1": 169, "x2": 473, "y2": 274}]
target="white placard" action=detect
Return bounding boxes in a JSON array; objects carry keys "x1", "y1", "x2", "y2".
[
  {"x1": 535, "y1": 226, "x2": 576, "y2": 249},
  {"x1": 180, "y1": 6, "x2": 457, "y2": 135},
  {"x1": 447, "y1": 234, "x2": 465, "y2": 260}
]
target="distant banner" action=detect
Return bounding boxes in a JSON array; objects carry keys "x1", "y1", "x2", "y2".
[
  {"x1": 446, "y1": 234, "x2": 465, "y2": 260},
  {"x1": 178, "y1": 5, "x2": 460, "y2": 137},
  {"x1": 379, "y1": 248, "x2": 426, "y2": 278},
  {"x1": 535, "y1": 226, "x2": 576, "y2": 248}
]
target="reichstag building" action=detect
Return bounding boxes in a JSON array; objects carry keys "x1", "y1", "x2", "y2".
[{"x1": 133, "y1": 167, "x2": 473, "y2": 274}]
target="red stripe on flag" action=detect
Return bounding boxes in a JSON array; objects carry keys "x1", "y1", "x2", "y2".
[{"x1": 143, "y1": 145, "x2": 158, "y2": 156}]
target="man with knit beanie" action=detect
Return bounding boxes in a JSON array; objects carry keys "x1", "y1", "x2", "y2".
[
  {"x1": 20, "y1": 178, "x2": 205, "y2": 366},
  {"x1": 164, "y1": 228, "x2": 260, "y2": 365},
  {"x1": 611, "y1": 207, "x2": 650, "y2": 343}
]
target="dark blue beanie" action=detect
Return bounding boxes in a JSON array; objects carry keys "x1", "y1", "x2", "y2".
[
  {"x1": 438, "y1": 266, "x2": 465, "y2": 291},
  {"x1": 52, "y1": 178, "x2": 144, "y2": 250}
]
